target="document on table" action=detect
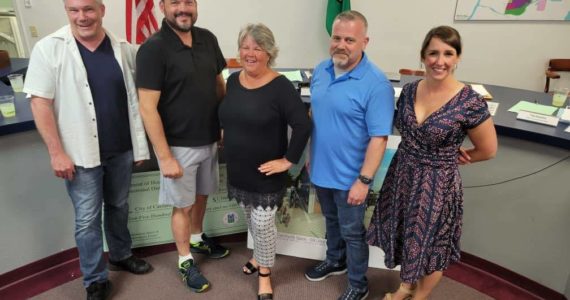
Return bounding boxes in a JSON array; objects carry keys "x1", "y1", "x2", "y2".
[
  {"x1": 566, "y1": 126, "x2": 570, "y2": 133},
  {"x1": 279, "y1": 70, "x2": 303, "y2": 82},
  {"x1": 487, "y1": 102, "x2": 499, "y2": 116},
  {"x1": 394, "y1": 87, "x2": 402, "y2": 98},
  {"x1": 508, "y1": 101, "x2": 558, "y2": 115},
  {"x1": 471, "y1": 84, "x2": 493, "y2": 100},
  {"x1": 222, "y1": 69, "x2": 230, "y2": 81},
  {"x1": 558, "y1": 108, "x2": 570, "y2": 123}
]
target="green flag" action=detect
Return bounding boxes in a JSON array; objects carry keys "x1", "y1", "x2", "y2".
[{"x1": 326, "y1": 0, "x2": 351, "y2": 36}]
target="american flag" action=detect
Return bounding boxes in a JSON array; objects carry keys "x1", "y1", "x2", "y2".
[{"x1": 126, "y1": 0, "x2": 159, "y2": 44}]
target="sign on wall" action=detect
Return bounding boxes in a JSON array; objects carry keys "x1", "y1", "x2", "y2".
[{"x1": 455, "y1": 0, "x2": 570, "y2": 21}]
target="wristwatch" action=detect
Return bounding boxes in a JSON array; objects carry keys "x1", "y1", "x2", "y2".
[{"x1": 358, "y1": 175, "x2": 373, "y2": 185}]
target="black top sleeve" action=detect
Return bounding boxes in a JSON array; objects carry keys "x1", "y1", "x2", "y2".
[
  {"x1": 210, "y1": 32, "x2": 227, "y2": 74},
  {"x1": 277, "y1": 79, "x2": 312, "y2": 164},
  {"x1": 136, "y1": 39, "x2": 165, "y2": 91}
]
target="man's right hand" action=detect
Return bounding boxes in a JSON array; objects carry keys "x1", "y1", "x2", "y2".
[
  {"x1": 51, "y1": 152, "x2": 75, "y2": 180},
  {"x1": 160, "y1": 157, "x2": 184, "y2": 178}
]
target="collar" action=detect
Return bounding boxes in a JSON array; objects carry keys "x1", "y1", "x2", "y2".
[
  {"x1": 325, "y1": 52, "x2": 370, "y2": 80},
  {"x1": 159, "y1": 18, "x2": 203, "y2": 50},
  {"x1": 51, "y1": 25, "x2": 127, "y2": 49}
]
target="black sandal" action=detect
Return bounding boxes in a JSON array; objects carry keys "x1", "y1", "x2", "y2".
[
  {"x1": 258, "y1": 270, "x2": 273, "y2": 300},
  {"x1": 243, "y1": 260, "x2": 258, "y2": 275}
]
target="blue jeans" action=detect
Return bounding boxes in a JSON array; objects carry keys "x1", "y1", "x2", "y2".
[
  {"x1": 65, "y1": 151, "x2": 134, "y2": 287},
  {"x1": 315, "y1": 185, "x2": 369, "y2": 292}
]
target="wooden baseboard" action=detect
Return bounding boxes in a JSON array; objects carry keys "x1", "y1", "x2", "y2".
[{"x1": 447, "y1": 251, "x2": 567, "y2": 300}]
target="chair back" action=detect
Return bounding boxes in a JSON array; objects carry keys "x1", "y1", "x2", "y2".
[
  {"x1": 399, "y1": 68, "x2": 425, "y2": 76},
  {"x1": 226, "y1": 58, "x2": 241, "y2": 68},
  {"x1": 548, "y1": 59, "x2": 570, "y2": 72},
  {"x1": 545, "y1": 59, "x2": 570, "y2": 92},
  {"x1": 0, "y1": 50, "x2": 10, "y2": 69}
]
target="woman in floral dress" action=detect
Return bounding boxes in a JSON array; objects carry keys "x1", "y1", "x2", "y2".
[{"x1": 367, "y1": 26, "x2": 498, "y2": 300}]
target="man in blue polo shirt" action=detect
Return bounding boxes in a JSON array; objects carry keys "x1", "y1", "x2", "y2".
[
  {"x1": 304, "y1": 10, "x2": 394, "y2": 300},
  {"x1": 25, "y1": 1, "x2": 151, "y2": 299}
]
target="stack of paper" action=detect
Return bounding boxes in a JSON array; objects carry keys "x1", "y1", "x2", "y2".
[
  {"x1": 394, "y1": 87, "x2": 402, "y2": 98},
  {"x1": 279, "y1": 70, "x2": 303, "y2": 82},
  {"x1": 222, "y1": 69, "x2": 230, "y2": 81},
  {"x1": 558, "y1": 108, "x2": 570, "y2": 124},
  {"x1": 508, "y1": 101, "x2": 558, "y2": 115},
  {"x1": 471, "y1": 84, "x2": 493, "y2": 100},
  {"x1": 487, "y1": 102, "x2": 499, "y2": 116}
]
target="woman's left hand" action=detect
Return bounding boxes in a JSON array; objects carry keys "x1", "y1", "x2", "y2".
[
  {"x1": 457, "y1": 147, "x2": 472, "y2": 165},
  {"x1": 259, "y1": 158, "x2": 293, "y2": 176}
]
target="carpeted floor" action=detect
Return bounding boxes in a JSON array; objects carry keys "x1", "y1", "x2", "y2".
[{"x1": 32, "y1": 242, "x2": 492, "y2": 299}]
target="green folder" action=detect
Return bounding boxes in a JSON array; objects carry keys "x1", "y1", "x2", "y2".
[
  {"x1": 508, "y1": 101, "x2": 558, "y2": 115},
  {"x1": 279, "y1": 70, "x2": 303, "y2": 82}
]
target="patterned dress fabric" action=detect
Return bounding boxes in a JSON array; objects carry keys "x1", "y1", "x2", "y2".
[
  {"x1": 367, "y1": 80, "x2": 490, "y2": 283},
  {"x1": 229, "y1": 184, "x2": 284, "y2": 267},
  {"x1": 239, "y1": 202, "x2": 279, "y2": 267}
]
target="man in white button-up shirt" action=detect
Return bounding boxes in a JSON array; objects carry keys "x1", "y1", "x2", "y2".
[{"x1": 24, "y1": 1, "x2": 150, "y2": 299}]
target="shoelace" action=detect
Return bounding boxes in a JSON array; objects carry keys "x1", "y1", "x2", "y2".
[
  {"x1": 185, "y1": 264, "x2": 203, "y2": 281},
  {"x1": 180, "y1": 260, "x2": 192, "y2": 271},
  {"x1": 341, "y1": 288, "x2": 357, "y2": 299},
  {"x1": 202, "y1": 236, "x2": 222, "y2": 251},
  {"x1": 316, "y1": 261, "x2": 331, "y2": 271}
]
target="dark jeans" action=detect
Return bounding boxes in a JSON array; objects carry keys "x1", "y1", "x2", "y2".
[
  {"x1": 65, "y1": 151, "x2": 134, "y2": 287},
  {"x1": 315, "y1": 185, "x2": 369, "y2": 292}
]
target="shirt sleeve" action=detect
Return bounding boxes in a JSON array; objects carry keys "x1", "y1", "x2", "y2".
[
  {"x1": 135, "y1": 40, "x2": 165, "y2": 91},
  {"x1": 277, "y1": 78, "x2": 312, "y2": 164},
  {"x1": 464, "y1": 92, "x2": 491, "y2": 129},
  {"x1": 210, "y1": 33, "x2": 227, "y2": 74},
  {"x1": 23, "y1": 42, "x2": 56, "y2": 99},
  {"x1": 365, "y1": 80, "x2": 395, "y2": 137}
]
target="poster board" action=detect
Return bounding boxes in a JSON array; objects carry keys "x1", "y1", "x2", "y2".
[
  {"x1": 105, "y1": 165, "x2": 248, "y2": 250},
  {"x1": 248, "y1": 135, "x2": 402, "y2": 269}
]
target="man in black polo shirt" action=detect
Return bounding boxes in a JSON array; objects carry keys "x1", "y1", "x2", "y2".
[{"x1": 137, "y1": 0, "x2": 228, "y2": 293}]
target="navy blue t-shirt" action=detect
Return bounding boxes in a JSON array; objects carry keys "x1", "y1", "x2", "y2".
[{"x1": 77, "y1": 35, "x2": 132, "y2": 158}]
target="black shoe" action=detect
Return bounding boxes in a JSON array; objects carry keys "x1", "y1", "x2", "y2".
[
  {"x1": 338, "y1": 286, "x2": 369, "y2": 300},
  {"x1": 243, "y1": 260, "x2": 258, "y2": 275},
  {"x1": 190, "y1": 233, "x2": 230, "y2": 259},
  {"x1": 109, "y1": 255, "x2": 152, "y2": 274},
  {"x1": 179, "y1": 259, "x2": 210, "y2": 293},
  {"x1": 86, "y1": 280, "x2": 112, "y2": 300},
  {"x1": 305, "y1": 260, "x2": 347, "y2": 281}
]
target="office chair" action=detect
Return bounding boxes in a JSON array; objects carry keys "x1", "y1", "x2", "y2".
[
  {"x1": 0, "y1": 50, "x2": 9, "y2": 69},
  {"x1": 545, "y1": 59, "x2": 570, "y2": 93},
  {"x1": 399, "y1": 68, "x2": 425, "y2": 77},
  {"x1": 225, "y1": 58, "x2": 242, "y2": 68}
]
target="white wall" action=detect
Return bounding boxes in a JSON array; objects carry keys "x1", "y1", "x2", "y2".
[{"x1": 12, "y1": 0, "x2": 570, "y2": 92}]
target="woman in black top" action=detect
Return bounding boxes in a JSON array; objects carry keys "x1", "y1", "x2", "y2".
[{"x1": 219, "y1": 23, "x2": 311, "y2": 300}]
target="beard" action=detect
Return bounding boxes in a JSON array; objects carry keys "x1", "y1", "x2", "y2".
[
  {"x1": 331, "y1": 52, "x2": 349, "y2": 69},
  {"x1": 165, "y1": 12, "x2": 195, "y2": 33}
]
